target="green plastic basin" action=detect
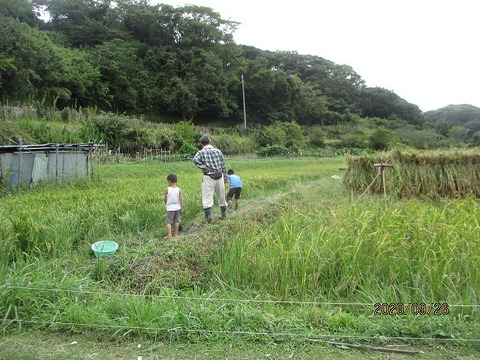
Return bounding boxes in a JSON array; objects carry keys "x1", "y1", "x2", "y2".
[{"x1": 91, "y1": 240, "x2": 118, "y2": 257}]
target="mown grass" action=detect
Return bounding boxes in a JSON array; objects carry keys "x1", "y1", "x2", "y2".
[
  {"x1": 3, "y1": 331, "x2": 479, "y2": 360},
  {"x1": 0, "y1": 156, "x2": 479, "y2": 350}
]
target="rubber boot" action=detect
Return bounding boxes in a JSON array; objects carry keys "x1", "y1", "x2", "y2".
[
  {"x1": 220, "y1": 206, "x2": 227, "y2": 220},
  {"x1": 204, "y1": 207, "x2": 212, "y2": 223}
]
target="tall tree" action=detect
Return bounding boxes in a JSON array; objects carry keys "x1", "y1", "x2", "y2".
[
  {"x1": 0, "y1": 0, "x2": 40, "y2": 25},
  {"x1": 120, "y1": 2, "x2": 180, "y2": 46},
  {"x1": 0, "y1": 16, "x2": 107, "y2": 107},
  {"x1": 92, "y1": 39, "x2": 156, "y2": 111},
  {"x1": 40, "y1": 0, "x2": 118, "y2": 46},
  {"x1": 175, "y1": 5, "x2": 238, "y2": 50},
  {"x1": 356, "y1": 87, "x2": 424, "y2": 127}
]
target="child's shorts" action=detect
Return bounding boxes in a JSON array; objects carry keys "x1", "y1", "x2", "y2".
[
  {"x1": 226, "y1": 187, "x2": 242, "y2": 201},
  {"x1": 166, "y1": 210, "x2": 181, "y2": 225}
]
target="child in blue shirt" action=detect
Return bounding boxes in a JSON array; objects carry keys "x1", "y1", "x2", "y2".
[{"x1": 226, "y1": 169, "x2": 242, "y2": 210}]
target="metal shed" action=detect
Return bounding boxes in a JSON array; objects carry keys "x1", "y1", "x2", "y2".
[{"x1": 0, "y1": 143, "x2": 102, "y2": 189}]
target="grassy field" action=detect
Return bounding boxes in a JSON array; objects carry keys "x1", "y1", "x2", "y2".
[{"x1": 0, "y1": 156, "x2": 479, "y2": 358}]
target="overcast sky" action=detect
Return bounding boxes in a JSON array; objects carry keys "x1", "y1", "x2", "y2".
[{"x1": 152, "y1": 0, "x2": 479, "y2": 112}]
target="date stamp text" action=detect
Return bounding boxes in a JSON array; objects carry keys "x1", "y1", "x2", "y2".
[{"x1": 374, "y1": 303, "x2": 450, "y2": 316}]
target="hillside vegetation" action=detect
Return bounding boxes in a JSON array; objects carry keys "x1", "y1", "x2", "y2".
[
  {"x1": 1, "y1": 0, "x2": 422, "y2": 125},
  {"x1": 2, "y1": 1, "x2": 480, "y2": 147},
  {"x1": 425, "y1": 104, "x2": 480, "y2": 146},
  {"x1": 0, "y1": 107, "x2": 467, "y2": 157}
]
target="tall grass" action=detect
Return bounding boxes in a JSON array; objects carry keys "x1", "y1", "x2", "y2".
[
  {"x1": 1, "y1": 157, "x2": 479, "y2": 343},
  {"x1": 218, "y1": 186, "x2": 480, "y2": 306},
  {"x1": 0, "y1": 158, "x2": 330, "y2": 270},
  {"x1": 0, "y1": 184, "x2": 165, "y2": 264}
]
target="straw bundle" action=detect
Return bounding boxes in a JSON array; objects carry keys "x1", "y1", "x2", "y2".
[{"x1": 344, "y1": 149, "x2": 480, "y2": 198}]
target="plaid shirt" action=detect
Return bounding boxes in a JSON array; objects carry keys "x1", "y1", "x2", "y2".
[{"x1": 193, "y1": 145, "x2": 227, "y2": 176}]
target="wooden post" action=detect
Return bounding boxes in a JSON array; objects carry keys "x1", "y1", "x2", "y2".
[{"x1": 374, "y1": 163, "x2": 392, "y2": 197}]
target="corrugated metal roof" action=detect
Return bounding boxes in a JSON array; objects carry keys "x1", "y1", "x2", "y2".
[{"x1": 0, "y1": 142, "x2": 102, "y2": 153}]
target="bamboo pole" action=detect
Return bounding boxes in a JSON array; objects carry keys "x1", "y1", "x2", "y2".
[{"x1": 374, "y1": 163, "x2": 392, "y2": 197}]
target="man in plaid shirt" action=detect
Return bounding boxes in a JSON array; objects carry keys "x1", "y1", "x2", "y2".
[{"x1": 193, "y1": 135, "x2": 228, "y2": 223}]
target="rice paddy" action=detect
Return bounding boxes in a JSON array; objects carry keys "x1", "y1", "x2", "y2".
[{"x1": 0, "y1": 155, "x2": 479, "y2": 348}]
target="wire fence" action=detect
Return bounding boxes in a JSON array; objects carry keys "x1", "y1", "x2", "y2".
[
  {"x1": 2, "y1": 285, "x2": 479, "y2": 308},
  {"x1": 93, "y1": 145, "x2": 192, "y2": 163},
  {"x1": 1, "y1": 284, "x2": 479, "y2": 344}
]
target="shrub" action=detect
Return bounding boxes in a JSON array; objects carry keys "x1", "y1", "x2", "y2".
[
  {"x1": 255, "y1": 125, "x2": 287, "y2": 148},
  {"x1": 256, "y1": 144, "x2": 289, "y2": 157},
  {"x1": 177, "y1": 142, "x2": 198, "y2": 156},
  {"x1": 254, "y1": 121, "x2": 306, "y2": 149},
  {"x1": 173, "y1": 120, "x2": 201, "y2": 145},
  {"x1": 394, "y1": 126, "x2": 456, "y2": 149},
  {"x1": 307, "y1": 126, "x2": 326, "y2": 148},
  {"x1": 369, "y1": 126, "x2": 397, "y2": 150},
  {"x1": 211, "y1": 133, "x2": 256, "y2": 155},
  {"x1": 277, "y1": 121, "x2": 305, "y2": 148},
  {"x1": 339, "y1": 131, "x2": 369, "y2": 149}
]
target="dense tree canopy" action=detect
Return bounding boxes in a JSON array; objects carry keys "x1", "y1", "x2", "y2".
[
  {"x1": 1, "y1": 0, "x2": 428, "y2": 127},
  {"x1": 425, "y1": 104, "x2": 480, "y2": 144}
]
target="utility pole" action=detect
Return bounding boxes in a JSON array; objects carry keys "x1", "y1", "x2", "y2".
[{"x1": 241, "y1": 74, "x2": 247, "y2": 129}]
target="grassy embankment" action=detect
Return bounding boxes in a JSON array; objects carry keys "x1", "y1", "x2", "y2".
[{"x1": 0, "y1": 156, "x2": 478, "y2": 351}]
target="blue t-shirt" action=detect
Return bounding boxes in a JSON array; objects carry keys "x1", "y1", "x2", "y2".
[{"x1": 228, "y1": 174, "x2": 242, "y2": 188}]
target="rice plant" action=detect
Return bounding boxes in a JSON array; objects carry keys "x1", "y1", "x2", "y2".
[
  {"x1": 1, "y1": 156, "x2": 478, "y2": 344},
  {"x1": 218, "y1": 179, "x2": 480, "y2": 308}
]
